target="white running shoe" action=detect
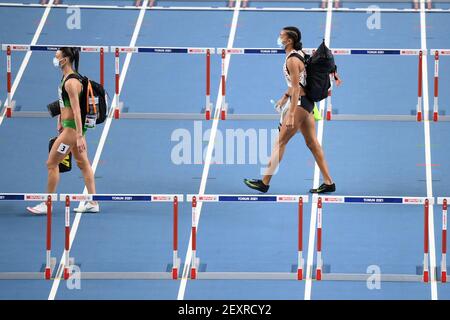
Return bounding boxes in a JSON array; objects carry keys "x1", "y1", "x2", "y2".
[
  {"x1": 27, "y1": 202, "x2": 51, "y2": 215},
  {"x1": 74, "y1": 202, "x2": 100, "y2": 213}
]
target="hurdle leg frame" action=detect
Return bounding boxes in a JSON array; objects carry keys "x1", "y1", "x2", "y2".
[
  {"x1": 114, "y1": 48, "x2": 121, "y2": 119},
  {"x1": 63, "y1": 196, "x2": 76, "y2": 280},
  {"x1": 417, "y1": 50, "x2": 423, "y2": 122},
  {"x1": 433, "y1": 50, "x2": 439, "y2": 122},
  {"x1": 0, "y1": 194, "x2": 57, "y2": 280},
  {"x1": 172, "y1": 196, "x2": 180, "y2": 279},
  {"x1": 205, "y1": 49, "x2": 212, "y2": 120},
  {"x1": 220, "y1": 49, "x2": 228, "y2": 120},
  {"x1": 313, "y1": 196, "x2": 431, "y2": 283},
  {"x1": 189, "y1": 194, "x2": 307, "y2": 281},
  {"x1": 442, "y1": 199, "x2": 447, "y2": 283},
  {"x1": 190, "y1": 196, "x2": 200, "y2": 279},
  {"x1": 59, "y1": 193, "x2": 182, "y2": 281},
  {"x1": 297, "y1": 197, "x2": 304, "y2": 280}
]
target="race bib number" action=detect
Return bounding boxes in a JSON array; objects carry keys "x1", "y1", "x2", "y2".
[{"x1": 57, "y1": 143, "x2": 70, "y2": 155}]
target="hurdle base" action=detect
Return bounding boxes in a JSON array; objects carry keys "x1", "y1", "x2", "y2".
[
  {"x1": 0, "y1": 257, "x2": 57, "y2": 280},
  {"x1": 318, "y1": 273, "x2": 423, "y2": 282},
  {"x1": 0, "y1": 272, "x2": 48, "y2": 280},
  {"x1": 221, "y1": 102, "x2": 228, "y2": 120},
  {"x1": 195, "y1": 272, "x2": 299, "y2": 280},
  {"x1": 68, "y1": 272, "x2": 174, "y2": 280},
  {"x1": 2, "y1": 100, "x2": 16, "y2": 118},
  {"x1": 167, "y1": 260, "x2": 182, "y2": 280},
  {"x1": 113, "y1": 102, "x2": 124, "y2": 119}
]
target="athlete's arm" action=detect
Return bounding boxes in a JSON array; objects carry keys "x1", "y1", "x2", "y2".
[
  {"x1": 65, "y1": 79, "x2": 83, "y2": 137},
  {"x1": 286, "y1": 57, "x2": 302, "y2": 115},
  {"x1": 65, "y1": 79, "x2": 86, "y2": 153}
]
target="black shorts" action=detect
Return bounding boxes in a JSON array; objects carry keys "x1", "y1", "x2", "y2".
[{"x1": 298, "y1": 95, "x2": 314, "y2": 113}]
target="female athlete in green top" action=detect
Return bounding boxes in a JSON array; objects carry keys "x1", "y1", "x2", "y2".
[{"x1": 27, "y1": 47, "x2": 99, "y2": 214}]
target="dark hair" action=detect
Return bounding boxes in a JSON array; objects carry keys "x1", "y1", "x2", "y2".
[
  {"x1": 59, "y1": 47, "x2": 79, "y2": 72},
  {"x1": 283, "y1": 26, "x2": 302, "y2": 51}
]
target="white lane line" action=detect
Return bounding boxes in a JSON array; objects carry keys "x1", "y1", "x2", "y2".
[
  {"x1": 304, "y1": 0, "x2": 333, "y2": 301},
  {"x1": 0, "y1": 0, "x2": 55, "y2": 126},
  {"x1": 419, "y1": 0, "x2": 438, "y2": 301},
  {"x1": 47, "y1": 0, "x2": 149, "y2": 300},
  {"x1": 176, "y1": 0, "x2": 241, "y2": 301}
]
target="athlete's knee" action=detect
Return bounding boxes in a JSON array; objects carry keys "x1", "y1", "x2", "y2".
[
  {"x1": 305, "y1": 139, "x2": 320, "y2": 152},
  {"x1": 46, "y1": 159, "x2": 58, "y2": 171},
  {"x1": 75, "y1": 158, "x2": 88, "y2": 170}
]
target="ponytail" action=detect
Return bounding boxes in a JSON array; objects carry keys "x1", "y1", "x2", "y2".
[{"x1": 73, "y1": 48, "x2": 79, "y2": 72}]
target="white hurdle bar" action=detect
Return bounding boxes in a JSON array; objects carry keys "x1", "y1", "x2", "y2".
[
  {"x1": 313, "y1": 196, "x2": 434, "y2": 283},
  {"x1": 438, "y1": 197, "x2": 448, "y2": 283},
  {"x1": 1, "y1": 44, "x2": 108, "y2": 118},
  {"x1": 59, "y1": 193, "x2": 183, "y2": 280},
  {"x1": 0, "y1": 193, "x2": 57, "y2": 280},
  {"x1": 186, "y1": 194, "x2": 309, "y2": 280},
  {"x1": 110, "y1": 46, "x2": 215, "y2": 120},
  {"x1": 217, "y1": 48, "x2": 427, "y2": 122}
]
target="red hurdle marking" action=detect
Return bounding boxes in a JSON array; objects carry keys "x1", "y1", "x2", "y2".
[
  {"x1": 100, "y1": 47, "x2": 105, "y2": 87},
  {"x1": 172, "y1": 196, "x2": 179, "y2": 280},
  {"x1": 423, "y1": 199, "x2": 429, "y2": 283},
  {"x1": 326, "y1": 85, "x2": 332, "y2": 121},
  {"x1": 205, "y1": 49, "x2": 211, "y2": 120},
  {"x1": 442, "y1": 199, "x2": 447, "y2": 283},
  {"x1": 114, "y1": 48, "x2": 120, "y2": 119},
  {"x1": 321, "y1": 0, "x2": 327, "y2": 9},
  {"x1": 221, "y1": 49, "x2": 227, "y2": 120},
  {"x1": 191, "y1": 196, "x2": 198, "y2": 279},
  {"x1": 427, "y1": 0, "x2": 432, "y2": 10},
  {"x1": 242, "y1": 0, "x2": 249, "y2": 8},
  {"x1": 228, "y1": 0, "x2": 235, "y2": 8},
  {"x1": 334, "y1": 0, "x2": 340, "y2": 9},
  {"x1": 45, "y1": 195, "x2": 52, "y2": 280},
  {"x1": 417, "y1": 51, "x2": 423, "y2": 122},
  {"x1": 433, "y1": 50, "x2": 439, "y2": 122},
  {"x1": 413, "y1": 0, "x2": 419, "y2": 10},
  {"x1": 6, "y1": 45, "x2": 12, "y2": 118},
  {"x1": 316, "y1": 197, "x2": 323, "y2": 281},
  {"x1": 64, "y1": 195, "x2": 70, "y2": 280},
  {"x1": 298, "y1": 197, "x2": 304, "y2": 280}
]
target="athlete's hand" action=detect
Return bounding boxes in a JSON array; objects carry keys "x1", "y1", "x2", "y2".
[
  {"x1": 77, "y1": 136, "x2": 86, "y2": 154},
  {"x1": 333, "y1": 72, "x2": 342, "y2": 87},
  {"x1": 285, "y1": 112, "x2": 295, "y2": 129}
]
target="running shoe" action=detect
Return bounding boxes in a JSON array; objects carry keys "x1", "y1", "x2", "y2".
[
  {"x1": 243, "y1": 179, "x2": 270, "y2": 193},
  {"x1": 309, "y1": 182, "x2": 336, "y2": 194},
  {"x1": 27, "y1": 202, "x2": 50, "y2": 215},
  {"x1": 74, "y1": 202, "x2": 100, "y2": 213}
]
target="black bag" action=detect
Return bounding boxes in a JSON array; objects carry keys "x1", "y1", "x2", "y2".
[
  {"x1": 49, "y1": 137, "x2": 72, "y2": 173},
  {"x1": 303, "y1": 40, "x2": 337, "y2": 102},
  {"x1": 47, "y1": 100, "x2": 60, "y2": 118},
  {"x1": 65, "y1": 73, "x2": 109, "y2": 126}
]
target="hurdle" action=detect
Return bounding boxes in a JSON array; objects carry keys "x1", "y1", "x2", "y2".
[
  {"x1": 110, "y1": 46, "x2": 215, "y2": 120},
  {"x1": 430, "y1": 49, "x2": 450, "y2": 122},
  {"x1": 312, "y1": 195, "x2": 433, "y2": 283},
  {"x1": 0, "y1": 193, "x2": 57, "y2": 280},
  {"x1": 216, "y1": 47, "x2": 428, "y2": 122},
  {"x1": 1, "y1": 44, "x2": 108, "y2": 118},
  {"x1": 186, "y1": 194, "x2": 309, "y2": 280},
  {"x1": 437, "y1": 197, "x2": 448, "y2": 283},
  {"x1": 59, "y1": 193, "x2": 183, "y2": 280}
]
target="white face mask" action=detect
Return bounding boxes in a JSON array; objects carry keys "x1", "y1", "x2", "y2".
[
  {"x1": 277, "y1": 36, "x2": 285, "y2": 49},
  {"x1": 53, "y1": 57, "x2": 63, "y2": 68}
]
